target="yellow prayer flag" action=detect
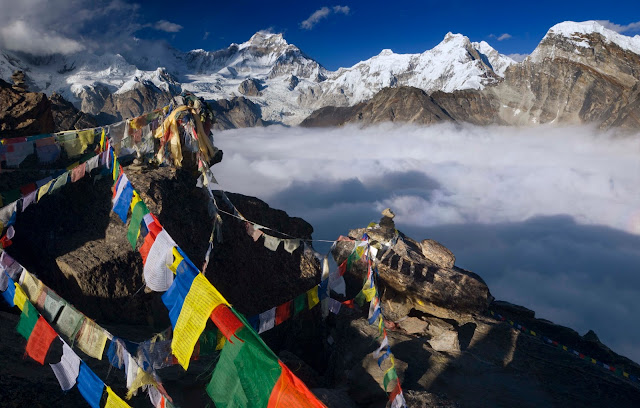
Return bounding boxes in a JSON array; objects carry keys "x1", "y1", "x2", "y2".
[
  {"x1": 307, "y1": 286, "x2": 320, "y2": 309},
  {"x1": 78, "y1": 130, "x2": 95, "y2": 152},
  {"x1": 13, "y1": 283, "x2": 27, "y2": 311},
  {"x1": 21, "y1": 271, "x2": 42, "y2": 304},
  {"x1": 130, "y1": 191, "x2": 141, "y2": 212},
  {"x1": 356, "y1": 246, "x2": 365, "y2": 259},
  {"x1": 77, "y1": 319, "x2": 108, "y2": 360},
  {"x1": 591, "y1": 358, "x2": 596, "y2": 364},
  {"x1": 530, "y1": 331, "x2": 536, "y2": 336},
  {"x1": 623, "y1": 372, "x2": 630, "y2": 378},
  {"x1": 105, "y1": 386, "x2": 131, "y2": 408},
  {"x1": 99, "y1": 128, "x2": 106, "y2": 151},
  {"x1": 216, "y1": 330, "x2": 226, "y2": 351},
  {"x1": 169, "y1": 247, "x2": 184, "y2": 275},
  {"x1": 37, "y1": 180, "x2": 54, "y2": 202},
  {"x1": 362, "y1": 287, "x2": 376, "y2": 302},
  {"x1": 562, "y1": 346, "x2": 567, "y2": 351},
  {"x1": 173, "y1": 274, "x2": 229, "y2": 370}
]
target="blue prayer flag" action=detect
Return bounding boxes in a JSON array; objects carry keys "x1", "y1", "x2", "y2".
[
  {"x1": 1, "y1": 273, "x2": 15, "y2": 307},
  {"x1": 113, "y1": 182, "x2": 134, "y2": 223},
  {"x1": 77, "y1": 362, "x2": 104, "y2": 408},
  {"x1": 161, "y1": 253, "x2": 198, "y2": 329}
]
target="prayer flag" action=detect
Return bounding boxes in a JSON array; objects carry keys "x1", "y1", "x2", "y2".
[
  {"x1": 283, "y1": 239, "x2": 300, "y2": 254},
  {"x1": 258, "y1": 307, "x2": 276, "y2": 334},
  {"x1": 127, "y1": 199, "x2": 149, "y2": 249},
  {"x1": 43, "y1": 289, "x2": 65, "y2": 322},
  {"x1": 17, "y1": 299, "x2": 39, "y2": 339},
  {"x1": 55, "y1": 304, "x2": 85, "y2": 340},
  {"x1": 25, "y1": 316, "x2": 58, "y2": 364},
  {"x1": 328, "y1": 298, "x2": 342, "y2": 315},
  {"x1": 37, "y1": 179, "x2": 54, "y2": 202},
  {"x1": 139, "y1": 214, "x2": 162, "y2": 263},
  {"x1": 143, "y1": 229, "x2": 176, "y2": 292},
  {"x1": 267, "y1": 361, "x2": 326, "y2": 408},
  {"x1": 293, "y1": 293, "x2": 306, "y2": 316},
  {"x1": 383, "y1": 366, "x2": 398, "y2": 391},
  {"x1": 21, "y1": 270, "x2": 42, "y2": 303},
  {"x1": 49, "y1": 171, "x2": 69, "y2": 193},
  {"x1": 306, "y1": 286, "x2": 319, "y2": 310},
  {"x1": 77, "y1": 319, "x2": 108, "y2": 360},
  {"x1": 210, "y1": 304, "x2": 243, "y2": 341},
  {"x1": 71, "y1": 162, "x2": 87, "y2": 182},
  {"x1": 275, "y1": 301, "x2": 292, "y2": 326},
  {"x1": 113, "y1": 181, "x2": 134, "y2": 223},
  {"x1": 14, "y1": 282, "x2": 28, "y2": 311},
  {"x1": 50, "y1": 342, "x2": 81, "y2": 391},
  {"x1": 162, "y1": 249, "x2": 198, "y2": 328},
  {"x1": 21, "y1": 190, "x2": 37, "y2": 212},
  {"x1": 105, "y1": 386, "x2": 131, "y2": 408},
  {"x1": 19, "y1": 183, "x2": 36, "y2": 197},
  {"x1": 77, "y1": 362, "x2": 105, "y2": 408},
  {"x1": 1, "y1": 273, "x2": 15, "y2": 307},
  {"x1": 172, "y1": 273, "x2": 229, "y2": 370},
  {"x1": 263, "y1": 235, "x2": 281, "y2": 251}
]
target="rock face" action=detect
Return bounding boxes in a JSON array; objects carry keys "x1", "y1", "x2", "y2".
[
  {"x1": 0, "y1": 77, "x2": 54, "y2": 137},
  {"x1": 301, "y1": 87, "x2": 453, "y2": 127},
  {"x1": 50, "y1": 92, "x2": 98, "y2": 131},
  {"x1": 95, "y1": 83, "x2": 177, "y2": 124},
  {"x1": 209, "y1": 96, "x2": 266, "y2": 130},
  {"x1": 237, "y1": 78, "x2": 263, "y2": 96}
]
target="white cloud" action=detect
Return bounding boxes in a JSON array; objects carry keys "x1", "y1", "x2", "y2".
[
  {"x1": 497, "y1": 33, "x2": 512, "y2": 41},
  {"x1": 596, "y1": 20, "x2": 640, "y2": 33},
  {"x1": 300, "y1": 5, "x2": 350, "y2": 30},
  {"x1": 154, "y1": 20, "x2": 183, "y2": 33},
  {"x1": 0, "y1": 20, "x2": 84, "y2": 55},
  {"x1": 507, "y1": 53, "x2": 528, "y2": 62},
  {"x1": 212, "y1": 123, "x2": 640, "y2": 363}
]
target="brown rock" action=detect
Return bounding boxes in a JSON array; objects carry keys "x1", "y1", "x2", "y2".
[
  {"x1": 420, "y1": 239, "x2": 455, "y2": 269},
  {"x1": 237, "y1": 78, "x2": 263, "y2": 96},
  {"x1": 50, "y1": 92, "x2": 98, "y2": 131},
  {"x1": 0, "y1": 78, "x2": 54, "y2": 138},
  {"x1": 209, "y1": 96, "x2": 265, "y2": 130}
]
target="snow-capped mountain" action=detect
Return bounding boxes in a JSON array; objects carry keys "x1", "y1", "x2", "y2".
[{"x1": 0, "y1": 30, "x2": 514, "y2": 126}]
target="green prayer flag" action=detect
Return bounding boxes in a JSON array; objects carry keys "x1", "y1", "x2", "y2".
[
  {"x1": 17, "y1": 301, "x2": 39, "y2": 339},
  {"x1": 293, "y1": 293, "x2": 306, "y2": 316},
  {"x1": 199, "y1": 329, "x2": 219, "y2": 356},
  {"x1": 206, "y1": 325, "x2": 282, "y2": 408},
  {"x1": 354, "y1": 290, "x2": 366, "y2": 307},
  {"x1": 383, "y1": 367, "x2": 398, "y2": 391},
  {"x1": 127, "y1": 200, "x2": 149, "y2": 249}
]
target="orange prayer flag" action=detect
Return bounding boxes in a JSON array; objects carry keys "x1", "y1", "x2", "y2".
[
  {"x1": 268, "y1": 361, "x2": 326, "y2": 408},
  {"x1": 25, "y1": 316, "x2": 58, "y2": 364},
  {"x1": 210, "y1": 304, "x2": 243, "y2": 342}
]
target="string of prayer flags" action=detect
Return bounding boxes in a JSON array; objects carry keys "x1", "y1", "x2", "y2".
[
  {"x1": 172, "y1": 273, "x2": 229, "y2": 370},
  {"x1": 143, "y1": 229, "x2": 176, "y2": 292},
  {"x1": 25, "y1": 316, "x2": 58, "y2": 364},
  {"x1": 77, "y1": 361, "x2": 105, "y2": 408},
  {"x1": 76, "y1": 319, "x2": 108, "y2": 360},
  {"x1": 50, "y1": 342, "x2": 81, "y2": 391}
]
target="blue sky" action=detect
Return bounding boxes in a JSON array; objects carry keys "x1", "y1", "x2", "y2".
[
  {"x1": 132, "y1": 0, "x2": 640, "y2": 69},
  {"x1": 0, "y1": 0, "x2": 638, "y2": 69}
]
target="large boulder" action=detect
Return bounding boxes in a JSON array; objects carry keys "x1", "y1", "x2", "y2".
[
  {"x1": 332, "y1": 224, "x2": 492, "y2": 321},
  {"x1": 50, "y1": 92, "x2": 98, "y2": 132}
]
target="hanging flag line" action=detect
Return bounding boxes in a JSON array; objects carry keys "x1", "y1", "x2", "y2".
[
  {"x1": 0, "y1": 251, "x2": 176, "y2": 408},
  {"x1": 488, "y1": 310, "x2": 640, "y2": 385},
  {"x1": 0, "y1": 272, "x2": 137, "y2": 408},
  {"x1": 105, "y1": 124, "x2": 328, "y2": 407}
]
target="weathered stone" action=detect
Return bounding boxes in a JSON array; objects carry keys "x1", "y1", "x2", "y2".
[
  {"x1": 420, "y1": 239, "x2": 455, "y2": 269},
  {"x1": 427, "y1": 329, "x2": 460, "y2": 352},
  {"x1": 50, "y1": 92, "x2": 98, "y2": 131},
  {"x1": 492, "y1": 300, "x2": 535, "y2": 319},
  {"x1": 398, "y1": 316, "x2": 429, "y2": 335},
  {"x1": 209, "y1": 96, "x2": 265, "y2": 130}
]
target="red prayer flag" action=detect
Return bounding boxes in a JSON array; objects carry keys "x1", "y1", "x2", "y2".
[
  {"x1": 139, "y1": 215, "x2": 162, "y2": 264},
  {"x1": 210, "y1": 304, "x2": 243, "y2": 342},
  {"x1": 25, "y1": 316, "x2": 58, "y2": 364},
  {"x1": 71, "y1": 162, "x2": 86, "y2": 182},
  {"x1": 338, "y1": 259, "x2": 347, "y2": 276},
  {"x1": 389, "y1": 379, "x2": 402, "y2": 402},
  {"x1": 267, "y1": 361, "x2": 326, "y2": 408},
  {"x1": 275, "y1": 301, "x2": 292, "y2": 326},
  {"x1": 20, "y1": 183, "x2": 37, "y2": 196}
]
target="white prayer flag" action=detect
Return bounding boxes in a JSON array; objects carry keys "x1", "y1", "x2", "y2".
[
  {"x1": 124, "y1": 351, "x2": 137, "y2": 389},
  {"x1": 263, "y1": 235, "x2": 281, "y2": 251},
  {"x1": 143, "y1": 229, "x2": 176, "y2": 292},
  {"x1": 374, "y1": 336, "x2": 389, "y2": 358},
  {"x1": 283, "y1": 239, "x2": 301, "y2": 254},
  {"x1": 112, "y1": 173, "x2": 129, "y2": 206},
  {"x1": 50, "y1": 341, "x2": 81, "y2": 391},
  {"x1": 258, "y1": 307, "x2": 276, "y2": 334},
  {"x1": 22, "y1": 190, "x2": 37, "y2": 212},
  {"x1": 328, "y1": 298, "x2": 342, "y2": 315},
  {"x1": 85, "y1": 155, "x2": 100, "y2": 172},
  {"x1": 391, "y1": 392, "x2": 407, "y2": 408}
]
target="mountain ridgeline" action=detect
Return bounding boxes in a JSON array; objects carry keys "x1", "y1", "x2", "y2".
[{"x1": 1, "y1": 21, "x2": 639, "y2": 131}]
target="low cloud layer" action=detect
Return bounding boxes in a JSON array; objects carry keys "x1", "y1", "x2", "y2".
[{"x1": 212, "y1": 123, "x2": 640, "y2": 363}]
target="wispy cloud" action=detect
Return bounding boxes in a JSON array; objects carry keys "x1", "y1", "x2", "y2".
[
  {"x1": 490, "y1": 33, "x2": 512, "y2": 41},
  {"x1": 203, "y1": 31, "x2": 210, "y2": 40},
  {"x1": 300, "y1": 5, "x2": 350, "y2": 30},
  {"x1": 597, "y1": 20, "x2": 640, "y2": 33},
  {"x1": 212, "y1": 123, "x2": 640, "y2": 364},
  {"x1": 0, "y1": 20, "x2": 84, "y2": 55},
  {"x1": 154, "y1": 20, "x2": 183, "y2": 33}
]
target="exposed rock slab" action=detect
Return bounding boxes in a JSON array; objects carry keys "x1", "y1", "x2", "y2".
[{"x1": 0, "y1": 78, "x2": 54, "y2": 137}]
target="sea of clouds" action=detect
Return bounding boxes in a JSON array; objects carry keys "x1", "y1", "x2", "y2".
[{"x1": 212, "y1": 122, "x2": 640, "y2": 363}]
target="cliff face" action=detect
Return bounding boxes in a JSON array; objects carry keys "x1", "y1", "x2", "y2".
[{"x1": 0, "y1": 78, "x2": 54, "y2": 137}]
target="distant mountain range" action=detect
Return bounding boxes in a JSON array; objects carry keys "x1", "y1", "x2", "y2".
[{"x1": 1, "y1": 21, "x2": 639, "y2": 129}]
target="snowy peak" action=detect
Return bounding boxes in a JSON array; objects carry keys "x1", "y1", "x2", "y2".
[
  {"x1": 531, "y1": 20, "x2": 640, "y2": 62},
  {"x1": 241, "y1": 32, "x2": 289, "y2": 49}
]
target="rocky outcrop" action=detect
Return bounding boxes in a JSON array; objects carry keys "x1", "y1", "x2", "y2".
[
  {"x1": 0, "y1": 77, "x2": 54, "y2": 137},
  {"x1": 237, "y1": 78, "x2": 263, "y2": 96},
  {"x1": 96, "y1": 83, "x2": 176, "y2": 124},
  {"x1": 301, "y1": 87, "x2": 453, "y2": 127},
  {"x1": 209, "y1": 96, "x2": 266, "y2": 130},
  {"x1": 50, "y1": 92, "x2": 98, "y2": 131}
]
